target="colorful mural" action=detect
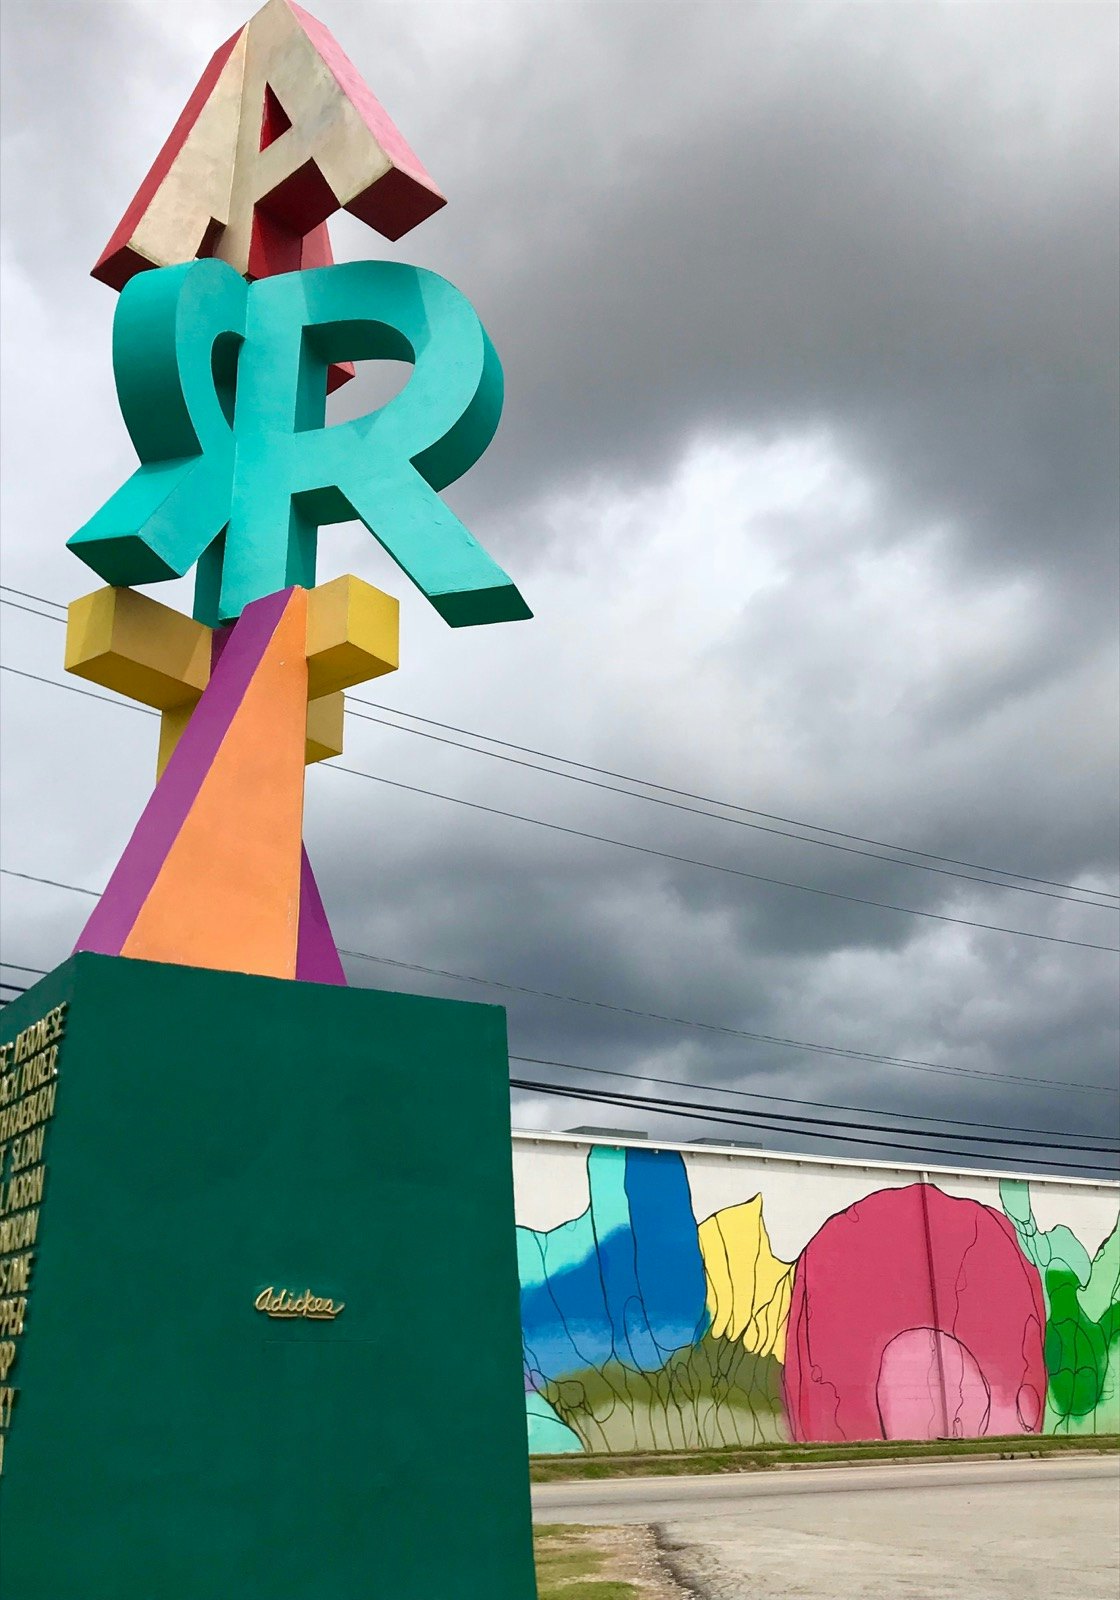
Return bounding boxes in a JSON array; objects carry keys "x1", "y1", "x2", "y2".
[{"x1": 515, "y1": 1142, "x2": 1120, "y2": 1452}]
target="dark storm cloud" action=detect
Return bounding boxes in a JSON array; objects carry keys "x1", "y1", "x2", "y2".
[
  {"x1": 409, "y1": 3, "x2": 1120, "y2": 588},
  {"x1": 1, "y1": 1, "x2": 1116, "y2": 1168}
]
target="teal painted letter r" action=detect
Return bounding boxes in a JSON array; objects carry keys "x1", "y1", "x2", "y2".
[{"x1": 68, "y1": 258, "x2": 531, "y2": 628}]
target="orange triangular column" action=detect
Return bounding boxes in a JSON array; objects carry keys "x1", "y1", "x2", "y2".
[{"x1": 76, "y1": 586, "x2": 310, "y2": 979}]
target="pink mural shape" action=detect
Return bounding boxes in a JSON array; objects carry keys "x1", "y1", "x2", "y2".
[
  {"x1": 782, "y1": 1184, "x2": 1046, "y2": 1442},
  {"x1": 876, "y1": 1328, "x2": 991, "y2": 1438}
]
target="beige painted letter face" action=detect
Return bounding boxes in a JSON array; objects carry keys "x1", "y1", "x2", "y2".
[
  {"x1": 93, "y1": 0, "x2": 444, "y2": 290},
  {"x1": 98, "y1": 31, "x2": 247, "y2": 286}
]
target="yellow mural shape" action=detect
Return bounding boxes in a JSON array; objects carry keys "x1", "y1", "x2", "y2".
[{"x1": 699, "y1": 1197, "x2": 794, "y2": 1363}]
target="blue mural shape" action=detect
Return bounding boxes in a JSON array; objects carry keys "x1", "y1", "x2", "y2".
[{"x1": 518, "y1": 1145, "x2": 709, "y2": 1447}]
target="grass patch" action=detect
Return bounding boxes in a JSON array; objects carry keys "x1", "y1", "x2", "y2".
[
  {"x1": 549, "y1": 1587, "x2": 638, "y2": 1600},
  {"x1": 530, "y1": 1431, "x2": 1120, "y2": 1483},
  {"x1": 533, "y1": 1525, "x2": 639, "y2": 1599}
]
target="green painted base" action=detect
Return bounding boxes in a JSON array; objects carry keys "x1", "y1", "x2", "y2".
[{"x1": 0, "y1": 954, "x2": 537, "y2": 1599}]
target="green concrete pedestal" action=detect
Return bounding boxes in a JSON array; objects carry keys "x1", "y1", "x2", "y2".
[{"x1": 0, "y1": 953, "x2": 537, "y2": 1599}]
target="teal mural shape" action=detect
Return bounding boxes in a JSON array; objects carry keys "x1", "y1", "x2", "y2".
[
  {"x1": 68, "y1": 258, "x2": 531, "y2": 629},
  {"x1": 1000, "y1": 1180, "x2": 1120, "y2": 1434}
]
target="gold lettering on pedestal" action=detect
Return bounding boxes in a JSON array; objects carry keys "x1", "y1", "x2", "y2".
[
  {"x1": 18, "y1": 1046, "x2": 58, "y2": 1098},
  {"x1": 0, "y1": 1083, "x2": 57, "y2": 1143},
  {"x1": 0, "y1": 1165, "x2": 46, "y2": 1216},
  {"x1": 10, "y1": 1126, "x2": 45, "y2": 1174},
  {"x1": 0, "y1": 1298, "x2": 28, "y2": 1337},
  {"x1": 0, "y1": 1254, "x2": 34, "y2": 1294},
  {"x1": 0, "y1": 1001, "x2": 66, "y2": 1475},
  {"x1": 0, "y1": 1209, "x2": 39, "y2": 1254},
  {"x1": 11, "y1": 1006, "x2": 67, "y2": 1064},
  {"x1": 254, "y1": 1287, "x2": 345, "y2": 1320}
]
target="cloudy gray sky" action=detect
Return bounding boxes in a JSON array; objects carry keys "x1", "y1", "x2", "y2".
[{"x1": 1, "y1": 0, "x2": 1117, "y2": 1175}]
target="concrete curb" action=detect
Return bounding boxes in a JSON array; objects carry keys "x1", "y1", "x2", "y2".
[
  {"x1": 769, "y1": 1448, "x2": 1119, "y2": 1470},
  {"x1": 650, "y1": 1523, "x2": 712, "y2": 1600},
  {"x1": 532, "y1": 1443, "x2": 1118, "y2": 1485}
]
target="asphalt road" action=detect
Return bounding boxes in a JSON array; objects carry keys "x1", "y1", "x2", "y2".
[{"x1": 533, "y1": 1456, "x2": 1120, "y2": 1599}]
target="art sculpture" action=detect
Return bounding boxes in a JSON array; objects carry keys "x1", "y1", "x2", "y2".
[{"x1": 0, "y1": 5, "x2": 537, "y2": 1595}]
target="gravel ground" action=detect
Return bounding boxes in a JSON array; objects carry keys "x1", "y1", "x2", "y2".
[
  {"x1": 651, "y1": 1460, "x2": 1120, "y2": 1600},
  {"x1": 535, "y1": 1457, "x2": 1120, "y2": 1600},
  {"x1": 537, "y1": 1523, "x2": 694, "y2": 1597}
]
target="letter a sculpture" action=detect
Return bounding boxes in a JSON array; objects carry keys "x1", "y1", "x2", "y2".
[{"x1": 0, "y1": 5, "x2": 540, "y2": 1596}]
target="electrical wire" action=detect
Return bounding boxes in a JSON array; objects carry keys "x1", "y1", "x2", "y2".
[
  {"x1": 347, "y1": 693, "x2": 1120, "y2": 904},
  {"x1": 0, "y1": 896, "x2": 1113, "y2": 1120},
  {"x1": 0, "y1": 586, "x2": 67, "y2": 612},
  {"x1": 4, "y1": 857, "x2": 1113, "y2": 1107},
  {"x1": 5, "y1": 657, "x2": 1113, "y2": 950},
  {"x1": 1, "y1": 930, "x2": 1111, "y2": 1149},
  {"x1": 2, "y1": 925, "x2": 1114, "y2": 1127},
  {"x1": 504, "y1": 1055, "x2": 1119, "y2": 1142},
  {"x1": 0, "y1": 663, "x2": 159, "y2": 716},
  {"x1": 505, "y1": 1058, "x2": 1117, "y2": 1151},
  {"x1": 4, "y1": 585, "x2": 1116, "y2": 905},
  {"x1": 327, "y1": 765, "x2": 1120, "y2": 953},
  {"x1": 1, "y1": 868, "x2": 97, "y2": 897},
  {"x1": 2, "y1": 865, "x2": 1114, "y2": 1101},
  {"x1": 0, "y1": 597, "x2": 68, "y2": 624},
  {"x1": 509, "y1": 1078, "x2": 1118, "y2": 1173},
  {"x1": 2, "y1": 876, "x2": 1120, "y2": 1113},
  {"x1": 338, "y1": 946, "x2": 1117, "y2": 1095},
  {"x1": 3, "y1": 588, "x2": 1116, "y2": 1142},
  {"x1": 344, "y1": 704, "x2": 1118, "y2": 910}
]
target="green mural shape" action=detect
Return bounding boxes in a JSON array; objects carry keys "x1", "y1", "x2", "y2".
[
  {"x1": 68, "y1": 258, "x2": 531, "y2": 628},
  {"x1": 541, "y1": 1337, "x2": 788, "y2": 1454},
  {"x1": 1000, "y1": 1179, "x2": 1120, "y2": 1434}
]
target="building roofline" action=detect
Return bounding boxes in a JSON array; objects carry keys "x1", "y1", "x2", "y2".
[{"x1": 510, "y1": 1128, "x2": 1119, "y2": 1190}]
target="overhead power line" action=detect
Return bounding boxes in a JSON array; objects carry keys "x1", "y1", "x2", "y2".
[
  {"x1": 327, "y1": 765, "x2": 1120, "y2": 953},
  {"x1": 1, "y1": 868, "x2": 98, "y2": 898},
  {"x1": 3, "y1": 923, "x2": 1114, "y2": 1122},
  {"x1": 509, "y1": 1078, "x2": 1118, "y2": 1174},
  {"x1": 338, "y1": 946, "x2": 1117, "y2": 1095},
  {"x1": 347, "y1": 693, "x2": 1120, "y2": 905},
  {"x1": 506, "y1": 1055, "x2": 1119, "y2": 1143},
  {"x1": 0, "y1": 586, "x2": 67, "y2": 612},
  {"x1": 2, "y1": 941, "x2": 1107, "y2": 1157},
  {"x1": 3, "y1": 935, "x2": 1112, "y2": 1142},
  {"x1": 0, "y1": 663, "x2": 159, "y2": 716},
  {"x1": 5, "y1": 656, "x2": 1114, "y2": 950},
  {"x1": 2, "y1": 867, "x2": 1115, "y2": 1099},
  {"x1": 4, "y1": 584, "x2": 1116, "y2": 906},
  {"x1": 0, "y1": 597, "x2": 68, "y2": 624},
  {"x1": 344, "y1": 704, "x2": 1118, "y2": 910},
  {"x1": 508, "y1": 1062, "x2": 1120, "y2": 1152}
]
